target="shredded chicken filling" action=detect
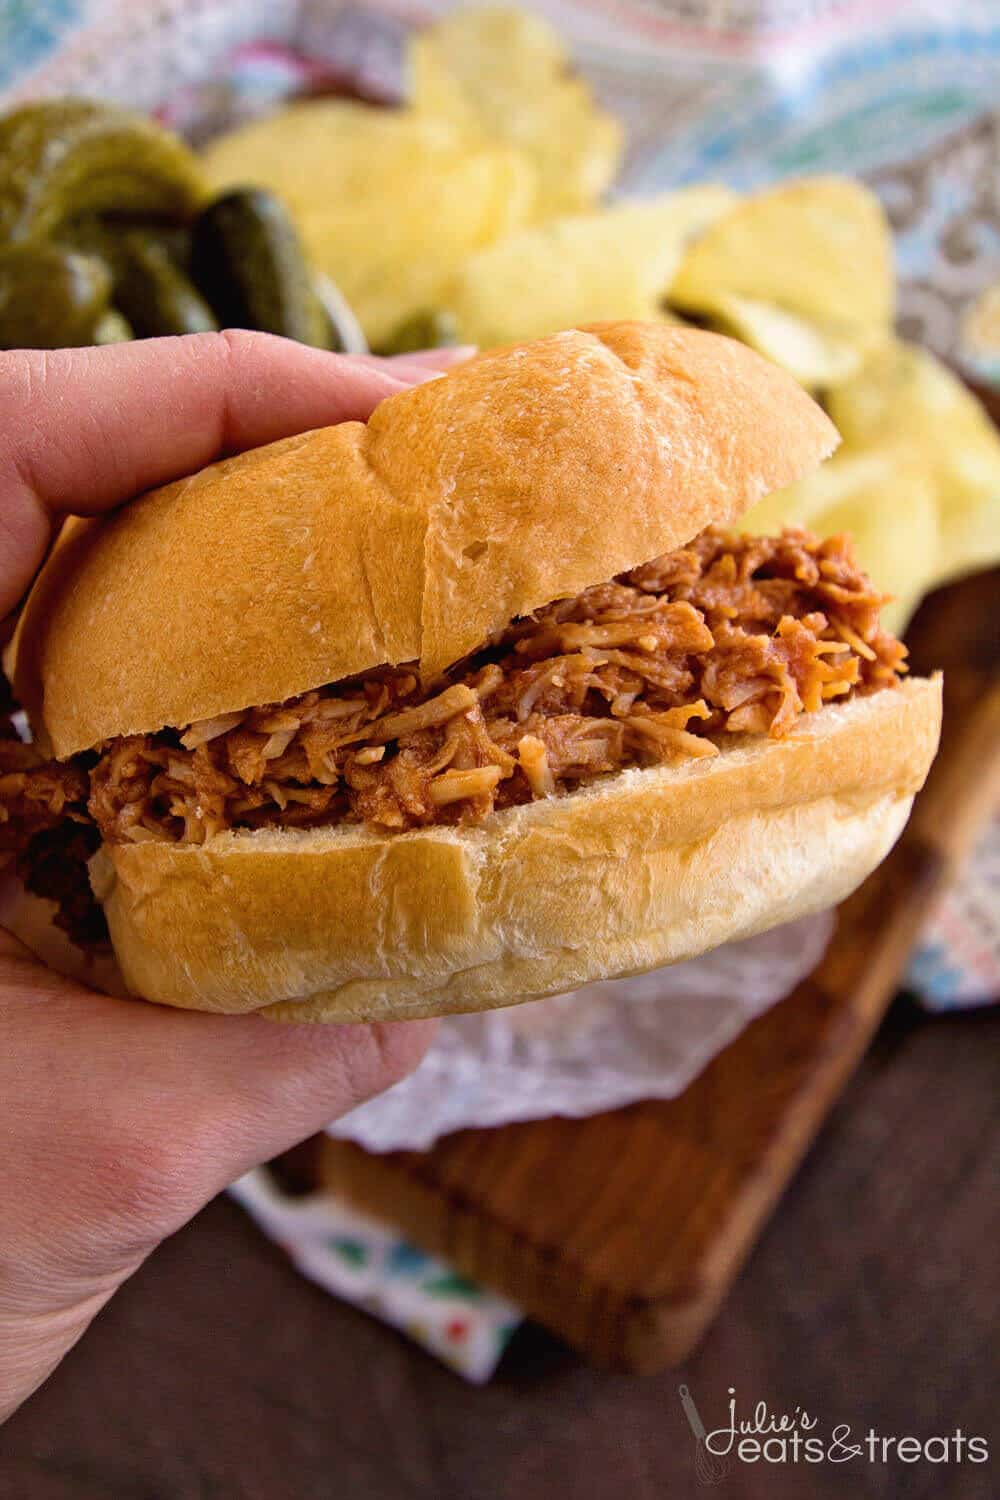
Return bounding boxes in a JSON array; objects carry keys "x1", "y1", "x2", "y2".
[
  {"x1": 1, "y1": 526, "x2": 906, "y2": 941},
  {"x1": 90, "y1": 525, "x2": 905, "y2": 841}
]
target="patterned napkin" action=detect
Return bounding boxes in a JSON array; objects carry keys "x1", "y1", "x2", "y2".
[
  {"x1": 230, "y1": 1170, "x2": 521, "y2": 1382},
  {"x1": 909, "y1": 813, "x2": 1000, "y2": 1009}
]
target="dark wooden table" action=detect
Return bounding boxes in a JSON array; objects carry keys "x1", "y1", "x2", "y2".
[{"x1": 4, "y1": 995, "x2": 996, "y2": 1500}]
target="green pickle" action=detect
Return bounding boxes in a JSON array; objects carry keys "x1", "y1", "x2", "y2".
[
  {"x1": 191, "y1": 188, "x2": 331, "y2": 347},
  {"x1": 0, "y1": 99, "x2": 206, "y2": 242},
  {"x1": 62, "y1": 213, "x2": 193, "y2": 278},
  {"x1": 0, "y1": 242, "x2": 112, "y2": 348},
  {"x1": 0, "y1": 101, "x2": 346, "y2": 350},
  {"x1": 114, "y1": 230, "x2": 216, "y2": 337}
]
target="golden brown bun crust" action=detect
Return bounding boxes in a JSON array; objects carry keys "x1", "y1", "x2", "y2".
[
  {"x1": 15, "y1": 322, "x2": 837, "y2": 758},
  {"x1": 91, "y1": 677, "x2": 940, "y2": 1022}
]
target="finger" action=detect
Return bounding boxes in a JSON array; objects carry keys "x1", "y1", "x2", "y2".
[
  {"x1": 370, "y1": 358, "x2": 452, "y2": 384},
  {"x1": 1, "y1": 935, "x2": 434, "y2": 1240},
  {"x1": 349, "y1": 350, "x2": 475, "y2": 384},
  {"x1": 381, "y1": 347, "x2": 477, "y2": 370},
  {"x1": 0, "y1": 332, "x2": 421, "y2": 618}
]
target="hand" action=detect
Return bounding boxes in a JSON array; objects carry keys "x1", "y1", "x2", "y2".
[{"x1": 0, "y1": 332, "x2": 463, "y2": 1422}]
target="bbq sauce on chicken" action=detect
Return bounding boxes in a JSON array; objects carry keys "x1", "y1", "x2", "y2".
[{"x1": 0, "y1": 527, "x2": 906, "y2": 946}]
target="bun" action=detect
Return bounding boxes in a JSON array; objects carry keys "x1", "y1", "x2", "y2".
[
  {"x1": 91, "y1": 676, "x2": 940, "y2": 1022},
  {"x1": 14, "y1": 322, "x2": 837, "y2": 759}
]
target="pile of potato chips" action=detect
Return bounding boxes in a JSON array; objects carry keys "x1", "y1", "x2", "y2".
[
  {"x1": 671, "y1": 177, "x2": 1000, "y2": 631},
  {"x1": 200, "y1": 5, "x2": 1000, "y2": 629},
  {"x1": 201, "y1": 7, "x2": 622, "y2": 347}
]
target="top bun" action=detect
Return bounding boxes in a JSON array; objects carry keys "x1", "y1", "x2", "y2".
[{"x1": 14, "y1": 322, "x2": 837, "y2": 759}]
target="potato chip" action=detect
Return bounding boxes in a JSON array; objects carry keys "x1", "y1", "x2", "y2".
[
  {"x1": 705, "y1": 294, "x2": 863, "y2": 389},
  {"x1": 445, "y1": 186, "x2": 736, "y2": 348},
  {"x1": 743, "y1": 336, "x2": 1000, "y2": 628},
  {"x1": 742, "y1": 448, "x2": 939, "y2": 634},
  {"x1": 201, "y1": 102, "x2": 461, "y2": 217},
  {"x1": 828, "y1": 340, "x2": 1000, "y2": 583},
  {"x1": 410, "y1": 6, "x2": 622, "y2": 219},
  {"x1": 201, "y1": 100, "x2": 536, "y2": 345},
  {"x1": 815, "y1": 466, "x2": 940, "y2": 635},
  {"x1": 670, "y1": 177, "x2": 893, "y2": 374}
]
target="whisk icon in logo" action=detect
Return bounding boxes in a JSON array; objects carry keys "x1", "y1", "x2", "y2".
[{"x1": 678, "y1": 1385, "x2": 732, "y2": 1485}]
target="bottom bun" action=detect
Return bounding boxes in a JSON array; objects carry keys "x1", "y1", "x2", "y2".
[{"x1": 92, "y1": 676, "x2": 941, "y2": 1022}]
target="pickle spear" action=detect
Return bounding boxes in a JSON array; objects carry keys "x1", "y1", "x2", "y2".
[
  {"x1": 191, "y1": 188, "x2": 331, "y2": 347},
  {"x1": 114, "y1": 231, "x2": 217, "y2": 337},
  {"x1": 61, "y1": 212, "x2": 193, "y2": 277},
  {"x1": 0, "y1": 99, "x2": 206, "y2": 242},
  {"x1": 0, "y1": 242, "x2": 112, "y2": 348}
]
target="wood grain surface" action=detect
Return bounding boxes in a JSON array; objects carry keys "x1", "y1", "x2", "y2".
[
  {"x1": 306, "y1": 565, "x2": 1000, "y2": 1371},
  {"x1": 4, "y1": 998, "x2": 997, "y2": 1500}
]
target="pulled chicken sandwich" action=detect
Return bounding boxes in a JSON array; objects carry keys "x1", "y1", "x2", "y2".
[{"x1": 2, "y1": 323, "x2": 941, "y2": 1021}]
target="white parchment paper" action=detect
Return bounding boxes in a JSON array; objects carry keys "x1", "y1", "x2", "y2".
[{"x1": 330, "y1": 911, "x2": 834, "y2": 1152}]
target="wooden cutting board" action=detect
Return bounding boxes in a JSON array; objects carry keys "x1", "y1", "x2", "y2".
[{"x1": 289, "y1": 561, "x2": 1000, "y2": 1373}]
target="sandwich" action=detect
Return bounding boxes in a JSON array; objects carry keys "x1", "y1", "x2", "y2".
[{"x1": 1, "y1": 322, "x2": 941, "y2": 1020}]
